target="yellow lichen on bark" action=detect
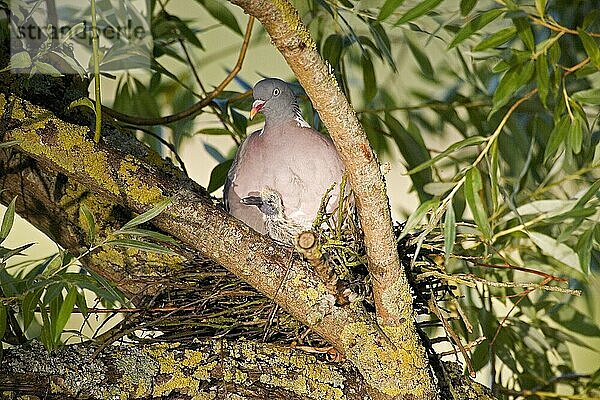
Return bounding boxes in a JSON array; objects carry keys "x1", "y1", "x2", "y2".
[
  {"x1": 118, "y1": 157, "x2": 165, "y2": 205},
  {"x1": 5, "y1": 96, "x2": 120, "y2": 195},
  {"x1": 340, "y1": 322, "x2": 430, "y2": 398}
]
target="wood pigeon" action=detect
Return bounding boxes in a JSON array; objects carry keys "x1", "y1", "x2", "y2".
[{"x1": 224, "y1": 78, "x2": 345, "y2": 235}]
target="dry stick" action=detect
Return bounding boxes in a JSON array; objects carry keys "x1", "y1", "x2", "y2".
[
  {"x1": 466, "y1": 258, "x2": 568, "y2": 283},
  {"x1": 262, "y1": 246, "x2": 298, "y2": 342},
  {"x1": 529, "y1": 15, "x2": 600, "y2": 38},
  {"x1": 295, "y1": 231, "x2": 351, "y2": 305},
  {"x1": 102, "y1": 16, "x2": 255, "y2": 126},
  {"x1": 438, "y1": 336, "x2": 486, "y2": 357}
]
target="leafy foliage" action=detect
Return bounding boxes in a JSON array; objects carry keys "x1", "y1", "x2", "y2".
[{"x1": 0, "y1": 197, "x2": 175, "y2": 351}]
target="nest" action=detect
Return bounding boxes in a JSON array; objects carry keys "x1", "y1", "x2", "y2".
[{"x1": 105, "y1": 180, "x2": 460, "y2": 359}]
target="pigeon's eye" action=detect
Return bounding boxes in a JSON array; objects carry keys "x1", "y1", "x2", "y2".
[{"x1": 273, "y1": 88, "x2": 280, "y2": 96}]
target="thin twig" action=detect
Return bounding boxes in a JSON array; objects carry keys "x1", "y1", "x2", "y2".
[
  {"x1": 490, "y1": 276, "x2": 552, "y2": 347},
  {"x1": 102, "y1": 16, "x2": 255, "y2": 126}
]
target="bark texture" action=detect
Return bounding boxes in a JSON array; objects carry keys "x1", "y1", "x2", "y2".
[
  {"x1": 0, "y1": 340, "x2": 368, "y2": 399},
  {"x1": 227, "y1": 1, "x2": 436, "y2": 398}
]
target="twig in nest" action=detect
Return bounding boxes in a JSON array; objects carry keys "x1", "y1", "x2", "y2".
[{"x1": 295, "y1": 231, "x2": 353, "y2": 305}]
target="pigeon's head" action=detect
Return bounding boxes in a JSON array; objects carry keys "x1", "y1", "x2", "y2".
[
  {"x1": 250, "y1": 78, "x2": 298, "y2": 123},
  {"x1": 241, "y1": 187, "x2": 285, "y2": 218}
]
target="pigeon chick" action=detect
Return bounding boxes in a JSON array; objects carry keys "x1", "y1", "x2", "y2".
[{"x1": 241, "y1": 187, "x2": 306, "y2": 246}]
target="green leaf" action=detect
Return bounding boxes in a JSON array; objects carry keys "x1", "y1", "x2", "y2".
[
  {"x1": 369, "y1": 22, "x2": 396, "y2": 71},
  {"x1": 549, "y1": 305, "x2": 600, "y2": 337},
  {"x1": 513, "y1": 17, "x2": 534, "y2": 51},
  {"x1": 362, "y1": 54, "x2": 377, "y2": 101},
  {"x1": 575, "y1": 229, "x2": 593, "y2": 274},
  {"x1": 491, "y1": 61, "x2": 534, "y2": 114},
  {"x1": 120, "y1": 198, "x2": 173, "y2": 230},
  {"x1": 444, "y1": 204, "x2": 456, "y2": 263},
  {"x1": 0, "y1": 197, "x2": 17, "y2": 245},
  {"x1": 394, "y1": 0, "x2": 443, "y2": 26},
  {"x1": 198, "y1": 0, "x2": 242, "y2": 35},
  {"x1": 195, "y1": 128, "x2": 233, "y2": 136},
  {"x1": 53, "y1": 285, "x2": 77, "y2": 343},
  {"x1": 385, "y1": 115, "x2": 432, "y2": 201},
  {"x1": 322, "y1": 34, "x2": 345, "y2": 68},
  {"x1": 464, "y1": 168, "x2": 492, "y2": 240},
  {"x1": 0, "y1": 140, "x2": 21, "y2": 149},
  {"x1": 75, "y1": 292, "x2": 88, "y2": 318},
  {"x1": 406, "y1": 36, "x2": 433, "y2": 78},
  {"x1": 407, "y1": 136, "x2": 486, "y2": 174},
  {"x1": 535, "y1": 54, "x2": 550, "y2": 107},
  {"x1": 572, "y1": 88, "x2": 600, "y2": 105},
  {"x1": 0, "y1": 242, "x2": 34, "y2": 261},
  {"x1": 115, "y1": 228, "x2": 177, "y2": 244},
  {"x1": 2, "y1": 51, "x2": 32, "y2": 71},
  {"x1": 473, "y1": 26, "x2": 517, "y2": 51},
  {"x1": 33, "y1": 61, "x2": 61, "y2": 77},
  {"x1": 68, "y1": 97, "x2": 96, "y2": 113},
  {"x1": 489, "y1": 141, "x2": 500, "y2": 215},
  {"x1": 79, "y1": 204, "x2": 96, "y2": 245},
  {"x1": 22, "y1": 288, "x2": 43, "y2": 331},
  {"x1": 59, "y1": 22, "x2": 85, "y2": 45},
  {"x1": 231, "y1": 108, "x2": 248, "y2": 136},
  {"x1": 449, "y1": 9, "x2": 504, "y2": 48},
  {"x1": 423, "y1": 182, "x2": 455, "y2": 196},
  {"x1": 460, "y1": 0, "x2": 477, "y2": 16},
  {"x1": 535, "y1": 0, "x2": 546, "y2": 17},
  {"x1": 572, "y1": 179, "x2": 600, "y2": 209},
  {"x1": 544, "y1": 115, "x2": 569, "y2": 161},
  {"x1": 106, "y1": 239, "x2": 177, "y2": 255},
  {"x1": 39, "y1": 304, "x2": 53, "y2": 351},
  {"x1": 528, "y1": 232, "x2": 581, "y2": 273},
  {"x1": 567, "y1": 116, "x2": 583, "y2": 155},
  {"x1": 578, "y1": 28, "x2": 600, "y2": 69},
  {"x1": 207, "y1": 159, "x2": 234, "y2": 194},
  {"x1": 378, "y1": 0, "x2": 405, "y2": 20},
  {"x1": 398, "y1": 198, "x2": 439, "y2": 240},
  {"x1": 41, "y1": 252, "x2": 66, "y2": 278}
]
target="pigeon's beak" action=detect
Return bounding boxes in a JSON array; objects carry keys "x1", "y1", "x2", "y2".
[
  {"x1": 249, "y1": 100, "x2": 265, "y2": 120},
  {"x1": 241, "y1": 195, "x2": 263, "y2": 207}
]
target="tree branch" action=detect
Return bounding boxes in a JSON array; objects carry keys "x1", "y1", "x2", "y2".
[
  {"x1": 0, "y1": 93, "x2": 439, "y2": 398},
  {"x1": 0, "y1": 340, "x2": 368, "y2": 399},
  {"x1": 101, "y1": 16, "x2": 255, "y2": 126},
  {"x1": 227, "y1": 1, "x2": 437, "y2": 397}
]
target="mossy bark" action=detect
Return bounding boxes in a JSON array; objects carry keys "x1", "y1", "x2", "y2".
[{"x1": 0, "y1": 340, "x2": 368, "y2": 399}]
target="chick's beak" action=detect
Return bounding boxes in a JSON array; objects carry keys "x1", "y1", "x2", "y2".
[
  {"x1": 240, "y1": 195, "x2": 263, "y2": 207},
  {"x1": 249, "y1": 100, "x2": 265, "y2": 120}
]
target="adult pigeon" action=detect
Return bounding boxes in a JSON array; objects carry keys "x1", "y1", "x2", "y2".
[
  {"x1": 224, "y1": 78, "x2": 345, "y2": 234},
  {"x1": 240, "y1": 187, "x2": 305, "y2": 245}
]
